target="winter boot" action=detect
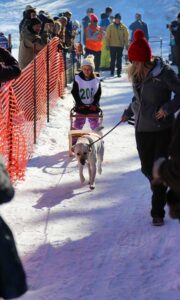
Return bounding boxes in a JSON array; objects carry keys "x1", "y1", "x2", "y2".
[{"x1": 152, "y1": 217, "x2": 164, "y2": 226}]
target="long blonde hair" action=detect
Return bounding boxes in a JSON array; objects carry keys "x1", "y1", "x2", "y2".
[{"x1": 128, "y1": 58, "x2": 155, "y2": 83}]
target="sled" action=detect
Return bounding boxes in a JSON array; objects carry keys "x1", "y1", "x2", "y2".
[{"x1": 68, "y1": 107, "x2": 103, "y2": 156}]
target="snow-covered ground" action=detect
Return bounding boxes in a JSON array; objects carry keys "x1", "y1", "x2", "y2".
[{"x1": 1, "y1": 69, "x2": 180, "y2": 300}]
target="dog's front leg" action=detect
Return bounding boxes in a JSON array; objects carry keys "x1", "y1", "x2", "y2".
[
  {"x1": 79, "y1": 163, "x2": 85, "y2": 184},
  {"x1": 97, "y1": 144, "x2": 104, "y2": 175},
  {"x1": 87, "y1": 163, "x2": 91, "y2": 184},
  {"x1": 89, "y1": 163, "x2": 96, "y2": 190}
]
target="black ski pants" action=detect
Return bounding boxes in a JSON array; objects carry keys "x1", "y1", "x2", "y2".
[
  {"x1": 135, "y1": 128, "x2": 172, "y2": 218},
  {"x1": 109, "y1": 46, "x2": 123, "y2": 75}
]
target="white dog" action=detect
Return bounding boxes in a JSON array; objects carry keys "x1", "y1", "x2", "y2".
[{"x1": 72, "y1": 127, "x2": 104, "y2": 189}]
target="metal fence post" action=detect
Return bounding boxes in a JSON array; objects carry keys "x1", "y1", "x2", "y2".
[
  {"x1": 72, "y1": 46, "x2": 75, "y2": 78},
  {"x1": 33, "y1": 45, "x2": 37, "y2": 144},
  {"x1": 46, "y1": 43, "x2": 50, "y2": 122},
  {"x1": 8, "y1": 88, "x2": 13, "y2": 171},
  {"x1": 63, "y1": 48, "x2": 67, "y2": 87}
]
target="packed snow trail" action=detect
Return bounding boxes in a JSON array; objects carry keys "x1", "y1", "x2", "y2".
[{"x1": 1, "y1": 73, "x2": 180, "y2": 300}]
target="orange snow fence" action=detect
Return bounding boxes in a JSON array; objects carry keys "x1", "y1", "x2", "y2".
[
  {"x1": 0, "y1": 38, "x2": 65, "y2": 182},
  {"x1": 0, "y1": 82, "x2": 27, "y2": 181}
]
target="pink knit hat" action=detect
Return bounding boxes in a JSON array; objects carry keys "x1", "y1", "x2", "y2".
[{"x1": 90, "y1": 14, "x2": 98, "y2": 22}]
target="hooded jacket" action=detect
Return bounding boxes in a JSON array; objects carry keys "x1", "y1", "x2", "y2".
[
  {"x1": 124, "y1": 57, "x2": 180, "y2": 132},
  {"x1": 18, "y1": 26, "x2": 44, "y2": 69}
]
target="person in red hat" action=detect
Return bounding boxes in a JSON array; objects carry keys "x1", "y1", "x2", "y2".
[
  {"x1": 84, "y1": 13, "x2": 104, "y2": 72},
  {"x1": 121, "y1": 29, "x2": 180, "y2": 226}
]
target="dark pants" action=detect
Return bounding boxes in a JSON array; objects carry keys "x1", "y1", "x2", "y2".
[
  {"x1": 135, "y1": 128, "x2": 172, "y2": 218},
  {"x1": 85, "y1": 48, "x2": 101, "y2": 72},
  {"x1": 109, "y1": 47, "x2": 123, "y2": 75},
  {"x1": 177, "y1": 65, "x2": 180, "y2": 78},
  {"x1": 171, "y1": 45, "x2": 177, "y2": 64}
]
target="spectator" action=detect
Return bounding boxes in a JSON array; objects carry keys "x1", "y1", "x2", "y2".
[
  {"x1": 106, "y1": 13, "x2": 129, "y2": 77},
  {"x1": 0, "y1": 47, "x2": 21, "y2": 84},
  {"x1": 129, "y1": 13, "x2": 149, "y2": 41},
  {"x1": 167, "y1": 20, "x2": 178, "y2": 65},
  {"x1": 153, "y1": 112, "x2": 180, "y2": 220},
  {"x1": 170, "y1": 12, "x2": 180, "y2": 78},
  {"x1": 52, "y1": 20, "x2": 62, "y2": 38},
  {"x1": 0, "y1": 156, "x2": 28, "y2": 299},
  {"x1": 38, "y1": 12, "x2": 55, "y2": 43},
  {"x1": 63, "y1": 11, "x2": 74, "y2": 48},
  {"x1": 48, "y1": 18, "x2": 55, "y2": 39},
  {"x1": 85, "y1": 14, "x2": 104, "y2": 72},
  {"x1": 19, "y1": 5, "x2": 37, "y2": 34},
  {"x1": 82, "y1": 8, "x2": 94, "y2": 45},
  {"x1": 99, "y1": 13, "x2": 110, "y2": 70},
  {"x1": 59, "y1": 16, "x2": 68, "y2": 48},
  {"x1": 121, "y1": 29, "x2": 180, "y2": 226},
  {"x1": 0, "y1": 52, "x2": 27, "y2": 298},
  {"x1": 0, "y1": 32, "x2": 11, "y2": 52},
  {"x1": 72, "y1": 20, "x2": 81, "y2": 42},
  {"x1": 18, "y1": 17, "x2": 45, "y2": 69},
  {"x1": 105, "y1": 6, "x2": 113, "y2": 20},
  {"x1": 71, "y1": 54, "x2": 102, "y2": 141},
  {"x1": 0, "y1": 157, "x2": 28, "y2": 300}
]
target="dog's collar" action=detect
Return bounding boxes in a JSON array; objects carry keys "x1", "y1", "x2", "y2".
[{"x1": 77, "y1": 133, "x2": 101, "y2": 150}]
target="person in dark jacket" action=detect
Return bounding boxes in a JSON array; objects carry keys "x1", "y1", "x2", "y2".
[
  {"x1": 121, "y1": 29, "x2": 180, "y2": 226},
  {"x1": 71, "y1": 55, "x2": 102, "y2": 142},
  {"x1": 153, "y1": 112, "x2": 180, "y2": 220},
  {"x1": 0, "y1": 47, "x2": 21, "y2": 84},
  {"x1": 63, "y1": 11, "x2": 73, "y2": 48},
  {"x1": 0, "y1": 157, "x2": 27, "y2": 299},
  {"x1": 170, "y1": 12, "x2": 180, "y2": 77},
  {"x1": 129, "y1": 13, "x2": 149, "y2": 41},
  {"x1": 19, "y1": 5, "x2": 37, "y2": 34},
  {"x1": 82, "y1": 8, "x2": 94, "y2": 45},
  {"x1": 0, "y1": 51, "x2": 27, "y2": 299}
]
